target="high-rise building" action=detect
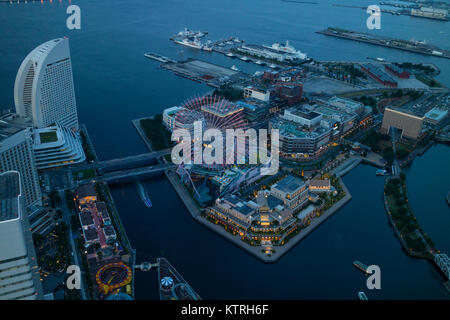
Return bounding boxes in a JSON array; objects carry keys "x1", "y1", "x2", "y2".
[
  {"x1": 14, "y1": 38, "x2": 79, "y2": 131},
  {"x1": 0, "y1": 128, "x2": 42, "y2": 207},
  {"x1": 0, "y1": 171, "x2": 42, "y2": 300}
]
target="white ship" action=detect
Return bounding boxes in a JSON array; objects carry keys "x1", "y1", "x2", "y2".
[
  {"x1": 240, "y1": 56, "x2": 250, "y2": 62},
  {"x1": 255, "y1": 60, "x2": 265, "y2": 65},
  {"x1": 230, "y1": 65, "x2": 240, "y2": 71},
  {"x1": 174, "y1": 37, "x2": 204, "y2": 50},
  {"x1": 226, "y1": 52, "x2": 235, "y2": 57},
  {"x1": 264, "y1": 40, "x2": 307, "y2": 60}
]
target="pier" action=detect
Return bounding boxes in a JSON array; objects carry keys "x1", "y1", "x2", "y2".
[{"x1": 101, "y1": 163, "x2": 175, "y2": 182}]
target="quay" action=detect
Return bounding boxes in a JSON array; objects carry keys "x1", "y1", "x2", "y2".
[
  {"x1": 317, "y1": 28, "x2": 450, "y2": 60},
  {"x1": 79, "y1": 125, "x2": 137, "y2": 299}
]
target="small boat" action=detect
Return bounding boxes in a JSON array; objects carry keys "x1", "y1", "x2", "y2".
[
  {"x1": 358, "y1": 291, "x2": 368, "y2": 300},
  {"x1": 376, "y1": 169, "x2": 386, "y2": 176},
  {"x1": 255, "y1": 60, "x2": 265, "y2": 65},
  {"x1": 230, "y1": 65, "x2": 240, "y2": 71},
  {"x1": 226, "y1": 52, "x2": 235, "y2": 58},
  {"x1": 240, "y1": 56, "x2": 250, "y2": 62},
  {"x1": 269, "y1": 63, "x2": 278, "y2": 69}
]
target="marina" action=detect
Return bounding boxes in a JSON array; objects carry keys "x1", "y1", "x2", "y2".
[{"x1": 317, "y1": 27, "x2": 450, "y2": 60}]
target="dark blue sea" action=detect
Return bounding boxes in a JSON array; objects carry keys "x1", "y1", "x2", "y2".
[{"x1": 1, "y1": 0, "x2": 449, "y2": 299}]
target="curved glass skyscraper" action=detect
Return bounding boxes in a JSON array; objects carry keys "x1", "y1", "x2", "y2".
[{"x1": 14, "y1": 38, "x2": 79, "y2": 131}]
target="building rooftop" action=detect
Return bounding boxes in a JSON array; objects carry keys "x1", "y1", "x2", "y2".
[
  {"x1": 103, "y1": 226, "x2": 116, "y2": 237},
  {"x1": 425, "y1": 107, "x2": 448, "y2": 122},
  {"x1": 309, "y1": 179, "x2": 331, "y2": 188},
  {"x1": 0, "y1": 171, "x2": 21, "y2": 222}
]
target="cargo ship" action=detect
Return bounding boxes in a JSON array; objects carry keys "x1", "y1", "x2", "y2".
[{"x1": 353, "y1": 260, "x2": 370, "y2": 275}]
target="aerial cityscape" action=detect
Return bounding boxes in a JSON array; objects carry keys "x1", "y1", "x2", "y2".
[{"x1": 0, "y1": 0, "x2": 449, "y2": 307}]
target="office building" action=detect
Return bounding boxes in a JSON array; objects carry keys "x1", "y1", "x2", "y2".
[{"x1": 0, "y1": 171, "x2": 42, "y2": 300}]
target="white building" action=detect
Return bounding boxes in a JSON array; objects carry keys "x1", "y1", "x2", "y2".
[
  {"x1": 32, "y1": 125, "x2": 85, "y2": 170},
  {"x1": 327, "y1": 96, "x2": 364, "y2": 115},
  {"x1": 0, "y1": 128, "x2": 42, "y2": 208},
  {"x1": 283, "y1": 108, "x2": 322, "y2": 128},
  {"x1": 14, "y1": 38, "x2": 79, "y2": 131},
  {"x1": 244, "y1": 86, "x2": 270, "y2": 102},
  {"x1": 0, "y1": 171, "x2": 42, "y2": 300}
]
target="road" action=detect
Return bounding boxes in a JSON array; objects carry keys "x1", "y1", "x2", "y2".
[{"x1": 58, "y1": 190, "x2": 88, "y2": 300}]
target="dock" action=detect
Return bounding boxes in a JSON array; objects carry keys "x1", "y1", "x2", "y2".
[
  {"x1": 317, "y1": 28, "x2": 450, "y2": 60},
  {"x1": 160, "y1": 58, "x2": 247, "y2": 88}
]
